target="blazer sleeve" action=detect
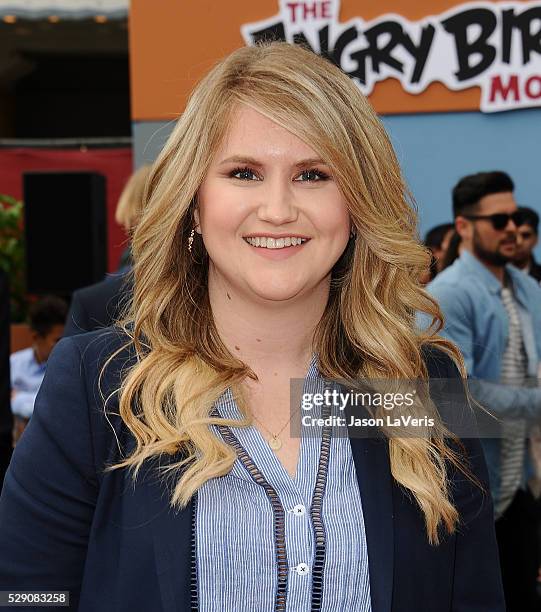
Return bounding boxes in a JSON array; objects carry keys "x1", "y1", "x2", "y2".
[
  {"x1": 0, "y1": 336, "x2": 98, "y2": 610},
  {"x1": 441, "y1": 355, "x2": 506, "y2": 611}
]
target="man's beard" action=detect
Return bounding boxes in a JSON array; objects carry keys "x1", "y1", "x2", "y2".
[
  {"x1": 513, "y1": 250, "x2": 530, "y2": 268},
  {"x1": 472, "y1": 230, "x2": 513, "y2": 267}
]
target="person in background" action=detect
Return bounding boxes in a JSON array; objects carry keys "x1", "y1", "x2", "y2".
[
  {"x1": 513, "y1": 206, "x2": 541, "y2": 283},
  {"x1": 424, "y1": 170, "x2": 541, "y2": 611},
  {"x1": 440, "y1": 230, "x2": 463, "y2": 271},
  {"x1": 10, "y1": 296, "x2": 67, "y2": 443},
  {"x1": 422, "y1": 222, "x2": 455, "y2": 282},
  {"x1": 63, "y1": 166, "x2": 150, "y2": 336},
  {"x1": 0, "y1": 270, "x2": 11, "y2": 490},
  {"x1": 114, "y1": 164, "x2": 152, "y2": 273},
  {"x1": 62, "y1": 273, "x2": 131, "y2": 337}
]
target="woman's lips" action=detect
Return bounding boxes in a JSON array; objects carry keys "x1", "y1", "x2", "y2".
[{"x1": 242, "y1": 236, "x2": 308, "y2": 260}]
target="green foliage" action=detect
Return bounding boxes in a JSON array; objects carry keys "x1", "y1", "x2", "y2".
[{"x1": 0, "y1": 194, "x2": 27, "y2": 322}]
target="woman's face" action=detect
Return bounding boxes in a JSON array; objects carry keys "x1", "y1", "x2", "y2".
[{"x1": 196, "y1": 104, "x2": 351, "y2": 303}]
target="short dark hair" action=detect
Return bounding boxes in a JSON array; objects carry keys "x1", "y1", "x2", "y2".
[
  {"x1": 517, "y1": 206, "x2": 539, "y2": 234},
  {"x1": 452, "y1": 171, "x2": 514, "y2": 218},
  {"x1": 29, "y1": 296, "x2": 68, "y2": 336},
  {"x1": 424, "y1": 223, "x2": 455, "y2": 249}
]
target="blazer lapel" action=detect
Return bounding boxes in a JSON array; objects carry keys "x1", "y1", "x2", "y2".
[{"x1": 345, "y1": 399, "x2": 394, "y2": 612}]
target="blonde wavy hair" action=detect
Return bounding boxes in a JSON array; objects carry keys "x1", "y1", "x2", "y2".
[{"x1": 109, "y1": 42, "x2": 469, "y2": 545}]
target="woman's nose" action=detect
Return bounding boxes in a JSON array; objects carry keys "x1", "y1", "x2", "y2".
[{"x1": 256, "y1": 180, "x2": 298, "y2": 225}]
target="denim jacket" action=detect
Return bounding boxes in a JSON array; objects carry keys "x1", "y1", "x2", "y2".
[{"x1": 424, "y1": 250, "x2": 541, "y2": 503}]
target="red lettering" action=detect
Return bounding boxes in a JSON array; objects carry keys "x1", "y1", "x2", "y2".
[
  {"x1": 289, "y1": 1, "x2": 331, "y2": 21},
  {"x1": 321, "y1": 1, "x2": 331, "y2": 18},
  {"x1": 302, "y1": 2, "x2": 318, "y2": 19},
  {"x1": 489, "y1": 75, "x2": 519, "y2": 102},
  {"x1": 525, "y1": 76, "x2": 541, "y2": 99},
  {"x1": 286, "y1": 2, "x2": 300, "y2": 23}
]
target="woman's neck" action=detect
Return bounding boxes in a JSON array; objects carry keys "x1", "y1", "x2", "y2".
[{"x1": 208, "y1": 270, "x2": 329, "y2": 373}]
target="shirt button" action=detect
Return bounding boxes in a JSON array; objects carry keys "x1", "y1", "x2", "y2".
[
  {"x1": 295, "y1": 563, "x2": 310, "y2": 576},
  {"x1": 292, "y1": 504, "x2": 306, "y2": 516}
]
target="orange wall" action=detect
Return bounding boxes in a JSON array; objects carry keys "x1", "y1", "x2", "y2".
[{"x1": 129, "y1": 0, "x2": 503, "y2": 119}]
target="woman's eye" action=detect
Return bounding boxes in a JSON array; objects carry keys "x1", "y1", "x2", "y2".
[
  {"x1": 230, "y1": 167, "x2": 259, "y2": 181},
  {"x1": 229, "y1": 167, "x2": 329, "y2": 182},
  {"x1": 296, "y1": 169, "x2": 330, "y2": 182}
]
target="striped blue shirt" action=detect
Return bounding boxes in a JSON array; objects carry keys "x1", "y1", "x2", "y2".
[{"x1": 195, "y1": 356, "x2": 372, "y2": 611}]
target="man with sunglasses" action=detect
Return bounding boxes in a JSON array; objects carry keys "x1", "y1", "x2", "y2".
[
  {"x1": 513, "y1": 207, "x2": 541, "y2": 284},
  {"x1": 425, "y1": 171, "x2": 541, "y2": 611}
]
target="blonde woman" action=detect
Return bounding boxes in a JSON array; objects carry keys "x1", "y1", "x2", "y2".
[
  {"x1": 0, "y1": 43, "x2": 503, "y2": 611},
  {"x1": 115, "y1": 164, "x2": 152, "y2": 271}
]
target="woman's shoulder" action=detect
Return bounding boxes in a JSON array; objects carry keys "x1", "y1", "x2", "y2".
[
  {"x1": 41, "y1": 327, "x2": 137, "y2": 468},
  {"x1": 56, "y1": 326, "x2": 136, "y2": 392},
  {"x1": 419, "y1": 343, "x2": 480, "y2": 451},
  {"x1": 420, "y1": 343, "x2": 461, "y2": 380},
  {"x1": 62, "y1": 325, "x2": 135, "y2": 363}
]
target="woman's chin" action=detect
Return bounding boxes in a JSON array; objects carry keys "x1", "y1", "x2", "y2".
[{"x1": 247, "y1": 282, "x2": 306, "y2": 304}]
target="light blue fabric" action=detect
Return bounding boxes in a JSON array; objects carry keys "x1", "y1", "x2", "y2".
[
  {"x1": 421, "y1": 250, "x2": 541, "y2": 503},
  {"x1": 10, "y1": 347, "x2": 47, "y2": 419},
  {"x1": 195, "y1": 357, "x2": 372, "y2": 611}
]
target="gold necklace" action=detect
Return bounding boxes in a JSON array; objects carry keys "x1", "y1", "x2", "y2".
[{"x1": 251, "y1": 409, "x2": 300, "y2": 451}]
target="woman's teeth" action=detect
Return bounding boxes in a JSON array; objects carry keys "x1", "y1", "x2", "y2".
[{"x1": 244, "y1": 237, "x2": 308, "y2": 249}]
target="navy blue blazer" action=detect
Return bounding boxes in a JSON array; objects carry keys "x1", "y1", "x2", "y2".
[{"x1": 0, "y1": 329, "x2": 505, "y2": 611}]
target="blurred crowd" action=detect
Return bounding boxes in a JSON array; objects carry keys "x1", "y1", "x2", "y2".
[{"x1": 422, "y1": 203, "x2": 541, "y2": 286}]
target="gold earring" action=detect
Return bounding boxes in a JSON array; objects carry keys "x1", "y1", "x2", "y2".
[{"x1": 188, "y1": 228, "x2": 195, "y2": 252}]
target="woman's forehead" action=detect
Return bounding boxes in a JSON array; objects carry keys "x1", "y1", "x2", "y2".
[{"x1": 213, "y1": 105, "x2": 323, "y2": 165}]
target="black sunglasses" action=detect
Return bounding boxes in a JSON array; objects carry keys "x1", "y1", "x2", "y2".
[{"x1": 463, "y1": 211, "x2": 526, "y2": 230}]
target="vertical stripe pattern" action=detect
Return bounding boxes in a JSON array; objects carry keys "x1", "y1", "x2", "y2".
[
  {"x1": 194, "y1": 355, "x2": 372, "y2": 611},
  {"x1": 495, "y1": 280, "x2": 528, "y2": 519}
]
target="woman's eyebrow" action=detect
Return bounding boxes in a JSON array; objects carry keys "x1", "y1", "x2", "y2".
[
  {"x1": 218, "y1": 155, "x2": 263, "y2": 167},
  {"x1": 292, "y1": 157, "x2": 327, "y2": 168},
  {"x1": 218, "y1": 155, "x2": 328, "y2": 168}
]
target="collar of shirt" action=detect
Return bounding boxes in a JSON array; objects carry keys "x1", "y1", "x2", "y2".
[{"x1": 460, "y1": 249, "x2": 534, "y2": 310}]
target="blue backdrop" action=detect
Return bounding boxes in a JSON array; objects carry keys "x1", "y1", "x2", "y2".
[{"x1": 381, "y1": 107, "x2": 541, "y2": 256}]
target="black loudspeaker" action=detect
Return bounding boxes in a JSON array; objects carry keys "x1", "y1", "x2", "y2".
[{"x1": 23, "y1": 171, "x2": 107, "y2": 295}]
